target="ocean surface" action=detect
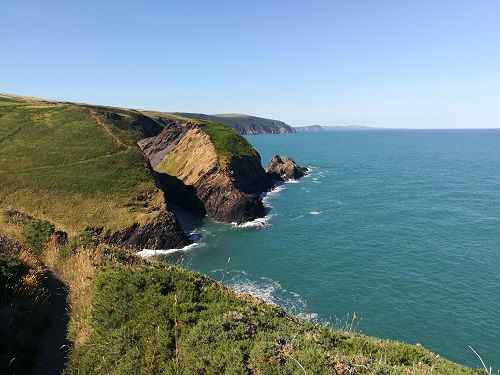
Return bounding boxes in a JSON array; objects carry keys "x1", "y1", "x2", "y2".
[{"x1": 158, "y1": 130, "x2": 500, "y2": 369}]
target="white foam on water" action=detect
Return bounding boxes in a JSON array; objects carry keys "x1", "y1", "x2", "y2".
[
  {"x1": 232, "y1": 215, "x2": 272, "y2": 229},
  {"x1": 219, "y1": 270, "x2": 318, "y2": 321},
  {"x1": 229, "y1": 277, "x2": 277, "y2": 305},
  {"x1": 265, "y1": 183, "x2": 286, "y2": 198},
  {"x1": 231, "y1": 183, "x2": 287, "y2": 229},
  {"x1": 286, "y1": 178, "x2": 300, "y2": 184},
  {"x1": 137, "y1": 241, "x2": 205, "y2": 257}
]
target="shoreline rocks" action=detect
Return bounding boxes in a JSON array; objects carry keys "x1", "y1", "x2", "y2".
[{"x1": 103, "y1": 210, "x2": 192, "y2": 250}]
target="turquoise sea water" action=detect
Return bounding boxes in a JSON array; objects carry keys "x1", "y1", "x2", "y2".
[{"x1": 161, "y1": 130, "x2": 500, "y2": 369}]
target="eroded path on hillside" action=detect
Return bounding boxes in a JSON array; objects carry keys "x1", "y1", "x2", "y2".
[{"x1": 89, "y1": 109, "x2": 131, "y2": 150}]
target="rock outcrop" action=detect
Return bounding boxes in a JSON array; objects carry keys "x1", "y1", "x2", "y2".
[
  {"x1": 105, "y1": 209, "x2": 192, "y2": 250},
  {"x1": 139, "y1": 122, "x2": 274, "y2": 224},
  {"x1": 266, "y1": 155, "x2": 308, "y2": 182}
]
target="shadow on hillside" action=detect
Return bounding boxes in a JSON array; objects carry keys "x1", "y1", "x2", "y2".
[{"x1": 33, "y1": 271, "x2": 69, "y2": 375}]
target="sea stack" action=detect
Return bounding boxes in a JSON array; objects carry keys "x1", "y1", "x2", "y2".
[{"x1": 266, "y1": 154, "x2": 308, "y2": 182}]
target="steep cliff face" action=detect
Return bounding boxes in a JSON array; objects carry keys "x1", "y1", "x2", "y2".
[
  {"x1": 104, "y1": 209, "x2": 192, "y2": 250},
  {"x1": 139, "y1": 122, "x2": 274, "y2": 224}
]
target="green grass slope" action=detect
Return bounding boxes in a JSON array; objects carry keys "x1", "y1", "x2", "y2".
[
  {"x1": 0, "y1": 95, "x2": 162, "y2": 233},
  {"x1": 65, "y1": 260, "x2": 482, "y2": 375},
  {"x1": 171, "y1": 112, "x2": 296, "y2": 135}
]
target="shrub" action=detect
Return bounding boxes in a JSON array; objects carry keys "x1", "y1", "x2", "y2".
[
  {"x1": 59, "y1": 230, "x2": 94, "y2": 260},
  {"x1": 22, "y1": 219, "x2": 54, "y2": 256}
]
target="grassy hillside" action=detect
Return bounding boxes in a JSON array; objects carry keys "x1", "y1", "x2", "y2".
[
  {"x1": 171, "y1": 112, "x2": 296, "y2": 135},
  {"x1": 63, "y1": 257, "x2": 482, "y2": 375},
  {"x1": 0, "y1": 95, "x2": 163, "y2": 233}
]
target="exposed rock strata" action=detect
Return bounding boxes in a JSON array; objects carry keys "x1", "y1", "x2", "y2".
[
  {"x1": 266, "y1": 154, "x2": 308, "y2": 182},
  {"x1": 140, "y1": 123, "x2": 274, "y2": 224}
]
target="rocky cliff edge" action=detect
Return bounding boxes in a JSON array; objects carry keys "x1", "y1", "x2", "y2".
[{"x1": 139, "y1": 121, "x2": 274, "y2": 224}]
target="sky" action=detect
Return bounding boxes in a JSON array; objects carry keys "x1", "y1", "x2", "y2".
[{"x1": 1, "y1": 1, "x2": 499, "y2": 129}]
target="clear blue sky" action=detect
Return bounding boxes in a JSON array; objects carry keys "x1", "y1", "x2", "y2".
[{"x1": 1, "y1": 1, "x2": 499, "y2": 128}]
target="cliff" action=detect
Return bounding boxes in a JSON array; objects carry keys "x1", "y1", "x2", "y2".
[
  {"x1": 293, "y1": 124, "x2": 325, "y2": 131},
  {"x1": 139, "y1": 121, "x2": 274, "y2": 224},
  {"x1": 171, "y1": 112, "x2": 296, "y2": 135}
]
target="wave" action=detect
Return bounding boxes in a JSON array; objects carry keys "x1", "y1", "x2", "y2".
[
  {"x1": 297, "y1": 312, "x2": 319, "y2": 321},
  {"x1": 264, "y1": 183, "x2": 286, "y2": 197},
  {"x1": 218, "y1": 270, "x2": 318, "y2": 321},
  {"x1": 232, "y1": 215, "x2": 272, "y2": 228},
  {"x1": 137, "y1": 241, "x2": 205, "y2": 257}
]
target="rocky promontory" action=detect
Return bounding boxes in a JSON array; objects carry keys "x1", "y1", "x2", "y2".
[
  {"x1": 266, "y1": 154, "x2": 308, "y2": 182},
  {"x1": 139, "y1": 121, "x2": 274, "y2": 224}
]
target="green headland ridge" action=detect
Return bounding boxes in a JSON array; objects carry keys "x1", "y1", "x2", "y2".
[{"x1": 171, "y1": 112, "x2": 296, "y2": 135}]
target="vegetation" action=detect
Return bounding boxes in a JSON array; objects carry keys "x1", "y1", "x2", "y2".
[
  {"x1": 0, "y1": 234, "x2": 50, "y2": 374},
  {"x1": 198, "y1": 120, "x2": 258, "y2": 166},
  {"x1": 0, "y1": 94, "x2": 262, "y2": 233},
  {"x1": 1, "y1": 213, "x2": 484, "y2": 374},
  {"x1": 23, "y1": 219, "x2": 54, "y2": 256},
  {"x1": 64, "y1": 261, "x2": 482, "y2": 375}
]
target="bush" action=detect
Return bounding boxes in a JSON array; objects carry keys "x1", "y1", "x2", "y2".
[
  {"x1": 59, "y1": 230, "x2": 94, "y2": 260},
  {"x1": 22, "y1": 219, "x2": 54, "y2": 256},
  {"x1": 65, "y1": 264, "x2": 481, "y2": 375}
]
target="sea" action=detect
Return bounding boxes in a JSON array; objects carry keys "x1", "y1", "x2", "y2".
[{"x1": 153, "y1": 129, "x2": 500, "y2": 370}]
